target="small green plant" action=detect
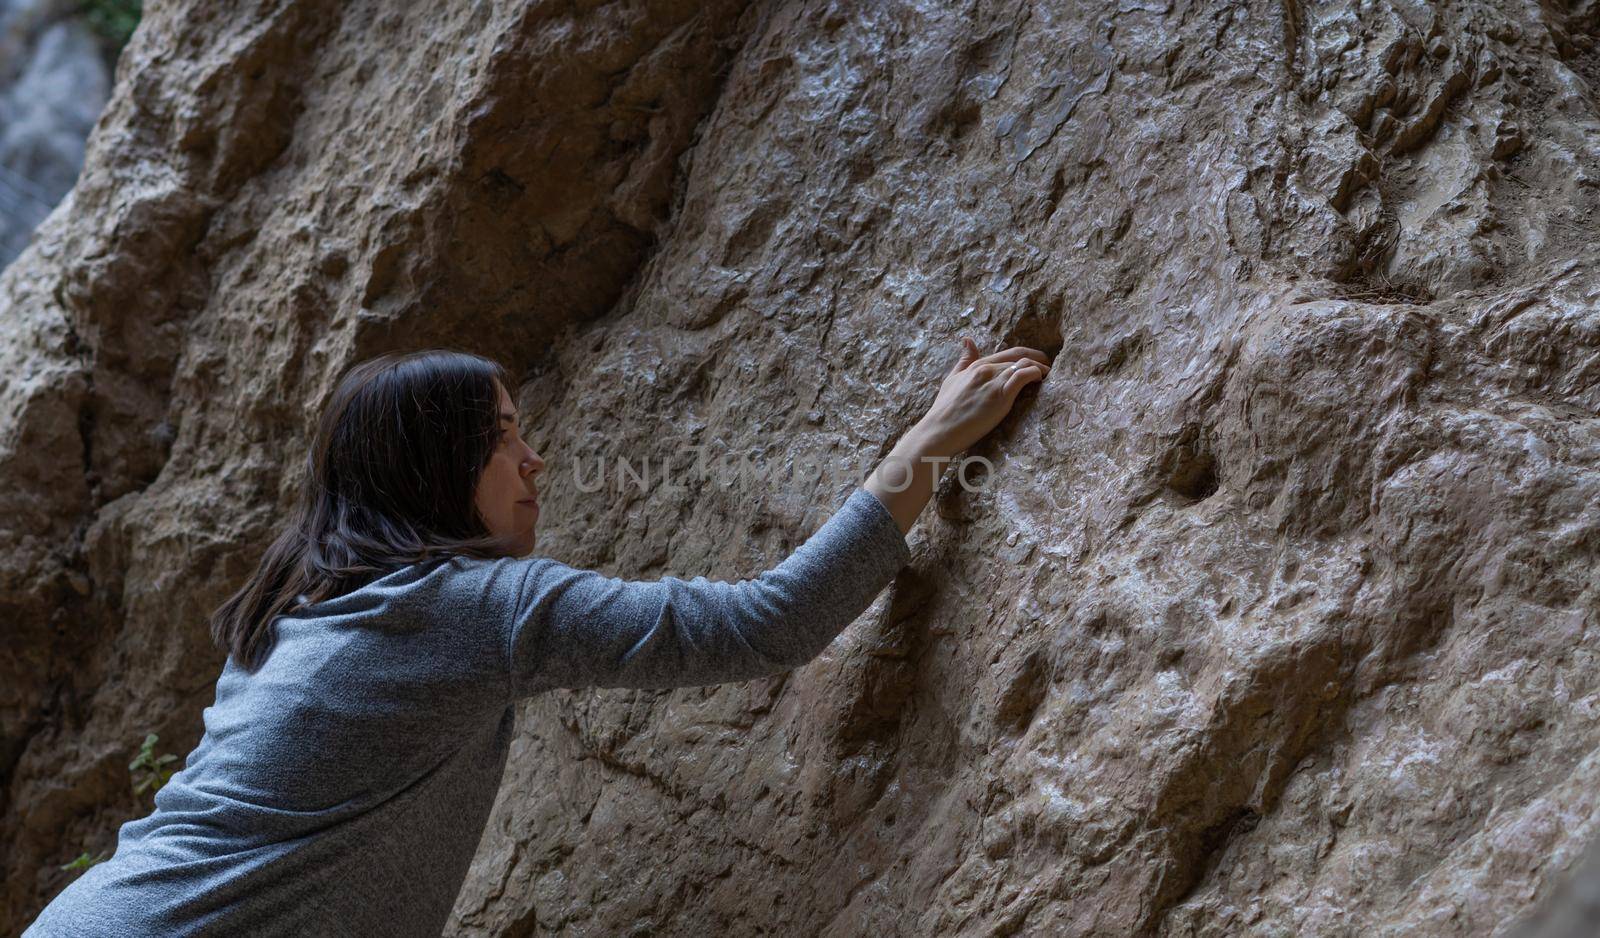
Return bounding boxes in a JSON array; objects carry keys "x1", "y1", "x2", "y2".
[
  {"x1": 129, "y1": 732, "x2": 178, "y2": 797},
  {"x1": 59, "y1": 850, "x2": 111, "y2": 872},
  {"x1": 80, "y1": 0, "x2": 142, "y2": 51},
  {"x1": 55, "y1": 731, "x2": 176, "y2": 881}
]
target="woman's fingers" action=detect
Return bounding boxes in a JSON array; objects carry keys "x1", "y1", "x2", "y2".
[
  {"x1": 952, "y1": 337, "x2": 982, "y2": 374},
  {"x1": 976, "y1": 345, "x2": 1052, "y2": 369},
  {"x1": 1002, "y1": 361, "x2": 1047, "y2": 396},
  {"x1": 918, "y1": 339, "x2": 1052, "y2": 454},
  {"x1": 952, "y1": 339, "x2": 1052, "y2": 374},
  {"x1": 976, "y1": 358, "x2": 1049, "y2": 383}
]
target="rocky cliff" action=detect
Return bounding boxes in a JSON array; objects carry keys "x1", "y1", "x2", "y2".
[{"x1": 4, "y1": 1, "x2": 1598, "y2": 935}]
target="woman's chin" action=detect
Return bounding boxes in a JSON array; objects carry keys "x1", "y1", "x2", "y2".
[{"x1": 493, "y1": 528, "x2": 537, "y2": 558}]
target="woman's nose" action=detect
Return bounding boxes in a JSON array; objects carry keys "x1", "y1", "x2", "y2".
[{"x1": 521, "y1": 445, "x2": 545, "y2": 475}]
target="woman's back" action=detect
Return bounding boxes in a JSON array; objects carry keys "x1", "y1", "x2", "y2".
[
  {"x1": 29, "y1": 557, "x2": 519, "y2": 936},
  {"x1": 26, "y1": 487, "x2": 913, "y2": 937}
]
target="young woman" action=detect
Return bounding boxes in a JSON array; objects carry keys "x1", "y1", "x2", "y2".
[{"x1": 26, "y1": 339, "x2": 1049, "y2": 937}]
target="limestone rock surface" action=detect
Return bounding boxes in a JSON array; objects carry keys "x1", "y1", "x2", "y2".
[{"x1": 3, "y1": 1, "x2": 1599, "y2": 936}]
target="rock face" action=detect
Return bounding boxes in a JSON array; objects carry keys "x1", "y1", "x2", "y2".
[{"x1": 3, "y1": 0, "x2": 1598, "y2": 934}]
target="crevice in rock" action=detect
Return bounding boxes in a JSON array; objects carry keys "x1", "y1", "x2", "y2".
[
  {"x1": 993, "y1": 644, "x2": 1051, "y2": 737},
  {"x1": 1092, "y1": 328, "x2": 1149, "y2": 377},
  {"x1": 831, "y1": 570, "x2": 933, "y2": 761},
  {"x1": 1140, "y1": 635, "x2": 1351, "y2": 929},
  {"x1": 1004, "y1": 293, "x2": 1066, "y2": 363},
  {"x1": 1161, "y1": 424, "x2": 1220, "y2": 503}
]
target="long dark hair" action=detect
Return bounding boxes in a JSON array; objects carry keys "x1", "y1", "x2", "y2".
[{"x1": 211, "y1": 348, "x2": 520, "y2": 671}]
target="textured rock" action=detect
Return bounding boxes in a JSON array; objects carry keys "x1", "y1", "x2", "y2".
[{"x1": 4, "y1": 1, "x2": 1599, "y2": 935}]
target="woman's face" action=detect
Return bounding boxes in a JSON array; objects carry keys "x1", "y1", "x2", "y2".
[{"x1": 473, "y1": 381, "x2": 545, "y2": 556}]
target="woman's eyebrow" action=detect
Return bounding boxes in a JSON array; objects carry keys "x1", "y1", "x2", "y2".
[{"x1": 499, "y1": 411, "x2": 518, "y2": 425}]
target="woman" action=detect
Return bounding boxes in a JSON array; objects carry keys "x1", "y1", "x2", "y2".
[{"x1": 26, "y1": 339, "x2": 1050, "y2": 937}]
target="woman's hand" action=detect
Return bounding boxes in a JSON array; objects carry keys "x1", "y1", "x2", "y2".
[
  {"x1": 914, "y1": 337, "x2": 1051, "y2": 455},
  {"x1": 864, "y1": 337, "x2": 1052, "y2": 535}
]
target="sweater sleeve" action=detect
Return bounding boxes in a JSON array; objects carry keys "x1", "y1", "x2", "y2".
[{"x1": 504, "y1": 487, "x2": 912, "y2": 697}]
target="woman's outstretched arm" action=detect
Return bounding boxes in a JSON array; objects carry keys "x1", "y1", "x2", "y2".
[
  {"x1": 505, "y1": 486, "x2": 909, "y2": 695},
  {"x1": 502, "y1": 338, "x2": 1051, "y2": 697}
]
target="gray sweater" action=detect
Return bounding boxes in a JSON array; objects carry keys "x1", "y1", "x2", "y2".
[{"x1": 26, "y1": 487, "x2": 911, "y2": 937}]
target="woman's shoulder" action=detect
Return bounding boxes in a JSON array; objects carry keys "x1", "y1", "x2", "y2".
[
  {"x1": 284, "y1": 553, "x2": 587, "y2": 639},
  {"x1": 426, "y1": 552, "x2": 574, "y2": 603}
]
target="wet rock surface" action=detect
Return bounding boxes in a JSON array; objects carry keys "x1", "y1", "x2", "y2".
[{"x1": 3, "y1": 1, "x2": 1599, "y2": 935}]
